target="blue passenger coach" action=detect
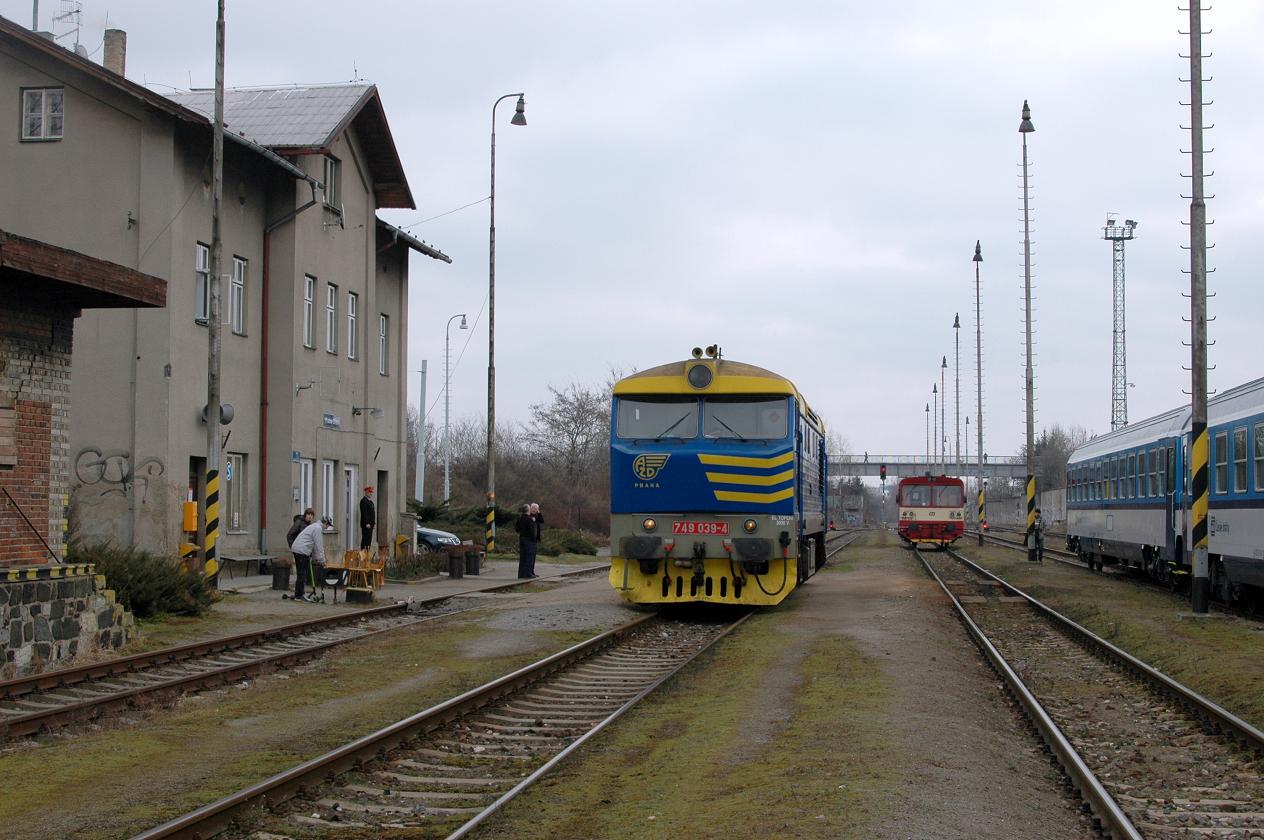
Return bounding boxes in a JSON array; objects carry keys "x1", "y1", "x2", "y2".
[
  {"x1": 1066, "y1": 376, "x2": 1264, "y2": 603},
  {"x1": 609, "y1": 351, "x2": 828, "y2": 606}
]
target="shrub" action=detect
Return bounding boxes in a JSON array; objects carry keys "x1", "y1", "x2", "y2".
[
  {"x1": 539, "y1": 528, "x2": 597, "y2": 557},
  {"x1": 67, "y1": 541, "x2": 214, "y2": 618},
  {"x1": 386, "y1": 549, "x2": 446, "y2": 580}
]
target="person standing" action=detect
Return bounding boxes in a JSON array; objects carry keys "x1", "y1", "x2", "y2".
[
  {"x1": 515, "y1": 504, "x2": 537, "y2": 579},
  {"x1": 1032, "y1": 507, "x2": 1046, "y2": 562},
  {"x1": 289, "y1": 508, "x2": 325, "y2": 602},
  {"x1": 359, "y1": 486, "x2": 376, "y2": 551}
]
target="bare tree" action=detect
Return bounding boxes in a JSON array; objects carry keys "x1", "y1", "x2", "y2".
[
  {"x1": 1023, "y1": 424, "x2": 1091, "y2": 489},
  {"x1": 527, "y1": 383, "x2": 608, "y2": 529}
]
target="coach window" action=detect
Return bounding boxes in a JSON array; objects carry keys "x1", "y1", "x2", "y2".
[
  {"x1": 1234, "y1": 427, "x2": 1248, "y2": 493},
  {"x1": 1255, "y1": 422, "x2": 1264, "y2": 492},
  {"x1": 1160, "y1": 447, "x2": 1169, "y2": 496},
  {"x1": 1214, "y1": 432, "x2": 1228, "y2": 494},
  {"x1": 1149, "y1": 449, "x2": 1158, "y2": 497},
  {"x1": 1130, "y1": 453, "x2": 1139, "y2": 498}
]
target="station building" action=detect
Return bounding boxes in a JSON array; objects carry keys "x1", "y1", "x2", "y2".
[{"x1": 0, "y1": 15, "x2": 449, "y2": 567}]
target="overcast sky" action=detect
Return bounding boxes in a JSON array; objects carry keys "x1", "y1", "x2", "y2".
[{"x1": 7, "y1": 1, "x2": 1263, "y2": 462}]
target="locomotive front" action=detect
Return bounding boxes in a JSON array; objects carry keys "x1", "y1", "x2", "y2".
[{"x1": 609, "y1": 352, "x2": 827, "y2": 606}]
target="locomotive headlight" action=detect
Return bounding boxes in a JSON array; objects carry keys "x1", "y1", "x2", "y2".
[
  {"x1": 687, "y1": 364, "x2": 713, "y2": 389},
  {"x1": 643, "y1": 518, "x2": 657, "y2": 532},
  {"x1": 743, "y1": 519, "x2": 757, "y2": 533}
]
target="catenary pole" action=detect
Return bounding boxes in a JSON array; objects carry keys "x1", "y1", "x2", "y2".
[
  {"x1": 1187, "y1": 5, "x2": 1210, "y2": 612},
  {"x1": 203, "y1": 0, "x2": 226, "y2": 579}
]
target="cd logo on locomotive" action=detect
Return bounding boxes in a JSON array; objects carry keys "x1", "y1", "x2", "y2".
[{"x1": 632, "y1": 454, "x2": 670, "y2": 480}]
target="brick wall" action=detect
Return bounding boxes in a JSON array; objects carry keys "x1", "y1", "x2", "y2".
[{"x1": 0, "y1": 303, "x2": 72, "y2": 567}]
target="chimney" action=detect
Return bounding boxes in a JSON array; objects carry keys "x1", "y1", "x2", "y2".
[{"x1": 103, "y1": 29, "x2": 126, "y2": 76}]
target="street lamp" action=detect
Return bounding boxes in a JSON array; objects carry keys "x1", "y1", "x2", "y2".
[
  {"x1": 940, "y1": 356, "x2": 948, "y2": 473},
  {"x1": 925, "y1": 403, "x2": 930, "y2": 470},
  {"x1": 444, "y1": 313, "x2": 468, "y2": 503},
  {"x1": 486, "y1": 92, "x2": 527, "y2": 553},
  {"x1": 1020, "y1": 99, "x2": 1037, "y2": 562},
  {"x1": 932, "y1": 383, "x2": 938, "y2": 474},
  {"x1": 953, "y1": 315, "x2": 961, "y2": 476}
]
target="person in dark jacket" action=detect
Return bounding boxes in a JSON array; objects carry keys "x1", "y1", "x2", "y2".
[
  {"x1": 515, "y1": 504, "x2": 537, "y2": 578},
  {"x1": 286, "y1": 512, "x2": 307, "y2": 547},
  {"x1": 359, "y1": 486, "x2": 376, "y2": 550}
]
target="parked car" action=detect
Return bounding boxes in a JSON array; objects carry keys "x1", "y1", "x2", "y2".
[{"x1": 416, "y1": 525, "x2": 462, "y2": 554}]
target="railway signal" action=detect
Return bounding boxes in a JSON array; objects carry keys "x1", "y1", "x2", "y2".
[{"x1": 880, "y1": 464, "x2": 887, "y2": 481}]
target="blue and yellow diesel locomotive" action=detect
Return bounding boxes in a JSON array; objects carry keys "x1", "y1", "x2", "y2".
[{"x1": 609, "y1": 349, "x2": 828, "y2": 606}]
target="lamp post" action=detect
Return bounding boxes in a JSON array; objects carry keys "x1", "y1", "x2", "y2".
[
  {"x1": 486, "y1": 92, "x2": 527, "y2": 553},
  {"x1": 925, "y1": 403, "x2": 930, "y2": 470},
  {"x1": 1020, "y1": 100, "x2": 1037, "y2": 562},
  {"x1": 444, "y1": 313, "x2": 468, "y2": 503},
  {"x1": 931, "y1": 384, "x2": 938, "y2": 474},
  {"x1": 940, "y1": 356, "x2": 948, "y2": 474},
  {"x1": 974, "y1": 240, "x2": 985, "y2": 544},
  {"x1": 953, "y1": 315, "x2": 961, "y2": 476}
]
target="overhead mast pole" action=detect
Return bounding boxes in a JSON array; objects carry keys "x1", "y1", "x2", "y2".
[
  {"x1": 203, "y1": 0, "x2": 226, "y2": 578},
  {"x1": 974, "y1": 241, "x2": 985, "y2": 543},
  {"x1": 1019, "y1": 100, "x2": 1037, "y2": 563}
]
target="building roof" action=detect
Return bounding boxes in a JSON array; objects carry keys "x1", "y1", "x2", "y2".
[
  {"x1": 167, "y1": 85, "x2": 415, "y2": 209},
  {"x1": 0, "y1": 229, "x2": 165, "y2": 309},
  {"x1": 0, "y1": 16, "x2": 409, "y2": 208},
  {"x1": 376, "y1": 219, "x2": 452, "y2": 263}
]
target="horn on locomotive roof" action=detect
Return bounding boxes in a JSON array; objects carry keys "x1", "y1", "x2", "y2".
[
  {"x1": 705, "y1": 344, "x2": 720, "y2": 359},
  {"x1": 692, "y1": 347, "x2": 704, "y2": 359}
]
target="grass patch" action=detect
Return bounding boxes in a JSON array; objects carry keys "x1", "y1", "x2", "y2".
[
  {"x1": 0, "y1": 612, "x2": 594, "y2": 840},
  {"x1": 475, "y1": 612, "x2": 897, "y2": 839},
  {"x1": 961, "y1": 542, "x2": 1264, "y2": 728}
]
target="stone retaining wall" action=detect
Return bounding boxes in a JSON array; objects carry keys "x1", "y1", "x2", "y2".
[{"x1": 1, "y1": 563, "x2": 133, "y2": 676}]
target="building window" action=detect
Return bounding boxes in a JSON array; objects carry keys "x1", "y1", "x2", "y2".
[
  {"x1": 1214, "y1": 431, "x2": 1228, "y2": 494},
  {"x1": 322, "y1": 156, "x2": 341, "y2": 212},
  {"x1": 322, "y1": 459, "x2": 337, "y2": 523},
  {"x1": 1255, "y1": 423, "x2": 1264, "y2": 492},
  {"x1": 298, "y1": 459, "x2": 313, "y2": 512},
  {"x1": 378, "y1": 315, "x2": 388, "y2": 375},
  {"x1": 1234, "y1": 427, "x2": 1248, "y2": 493},
  {"x1": 225, "y1": 453, "x2": 246, "y2": 532},
  {"x1": 325, "y1": 284, "x2": 338, "y2": 353},
  {"x1": 230, "y1": 256, "x2": 247, "y2": 335},
  {"x1": 303, "y1": 276, "x2": 315, "y2": 348},
  {"x1": 195, "y1": 243, "x2": 210, "y2": 322},
  {"x1": 347, "y1": 292, "x2": 359, "y2": 360},
  {"x1": 21, "y1": 87, "x2": 63, "y2": 141}
]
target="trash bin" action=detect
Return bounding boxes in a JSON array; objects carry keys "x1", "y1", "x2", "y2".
[
  {"x1": 271, "y1": 564, "x2": 291, "y2": 591},
  {"x1": 465, "y1": 550, "x2": 481, "y2": 576},
  {"x1": 447, "y1": 548, "x2": 464, "y2": 579}
]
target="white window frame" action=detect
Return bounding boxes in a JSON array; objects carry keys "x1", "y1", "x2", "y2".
[
  {"x1": 322, "y1": 156, "x2": 341, "y2": 212},
  {"x1": 195, "y1": 243, "x2": 210, "y2": 323},
  {"x1": 378, "y1": 315, "x2": 388, "y2": 376},
  {"x1": 346, "y1": 292, "x2": 359, "y2": 360},
  {"x1": 322, "y1": 459, "x2": 337, "y2": 524},
  {"x1": 230, "y1": 256, "x2": 247, "y2": 335},
  {"x1": 21, "y1": 87, "x2": 63, "y2": 141},
  {"x1": 325, "y1": 283, "x2": 338, "y2": 354},
  {"x1": 1234, "y1": 426, "x2": 1248, "y2": 493},
  {"x1": 298, "y1": 459, "x2": 314, "y2": 512},
  {"x1": 1255, "y1": 422, "x2": 1264, "y2": 493},
  {"x1": 1214, "y1": 431, "x2": 1229, "y2": 495},
  {"x1": 303, "y1": 276, "x2": 315, "y2": 348},
  {"x1": 225, "y1": 452, "x2": 246, "y2": 533}
]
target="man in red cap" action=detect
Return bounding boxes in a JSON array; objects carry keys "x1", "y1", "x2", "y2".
[{"x1": 359, "y1": 486, "x2": 376, "y2": 550}]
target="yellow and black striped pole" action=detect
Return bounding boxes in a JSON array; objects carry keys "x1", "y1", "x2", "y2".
[
  {"x1": 204, "y1": 468, "x2": 220, "y2": 579},
  {"x1": 1025, "y1": 474, "x2": 1037, "y2": 562},
  {"x1": 485, "y1": 493, "x2": 496, "y2": 553},
  {"x1": 977, "y1": 485, "x2": 986, "y2": 545},
  {"x1": 1190, "y1": 423, "x2": 1210, "y2": 609}
]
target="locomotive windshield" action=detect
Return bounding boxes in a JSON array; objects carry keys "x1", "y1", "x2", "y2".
[
  {"x1": 616, "y1": 396, "x2": 699, "y2": 439},
  {"x1": 900, "y1": 485, "x2": 930, "y2": 506},
  {"x1": 702, "y1": 396, "x2": 789, "y2": 440},
  {"x1": 934, "y1": 485, "x2": 964, "y2": 506}
]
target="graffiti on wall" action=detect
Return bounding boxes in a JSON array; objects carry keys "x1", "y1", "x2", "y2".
[{"x1": 74, "y1": 447, "x2": 166, "y2": 502}]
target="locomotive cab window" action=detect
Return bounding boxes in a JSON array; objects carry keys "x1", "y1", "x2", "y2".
[
  {"x1": 933, "y1": 484, "x2": 963, "y2": 507},
  {"x1": 702, "y1": 396, "x2": 789, "y2": 440},
  {"x1": 616, "y1": 396, "x2": 698, "y2": 440}
]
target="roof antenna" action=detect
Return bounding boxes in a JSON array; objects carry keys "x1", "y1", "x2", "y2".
[{"x1": 351, "y1": 60, "x2": 362, "y2": 83}]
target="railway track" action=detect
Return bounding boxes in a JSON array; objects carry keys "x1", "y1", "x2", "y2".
[
  {"x1": 825, "y1": 528, "x2": 864, "y2": 559},
  {"x1": 0, "y1": 565, "x2": 607, "y2": 741},
  {"x1": 916, "y1": 545, "x2": 1264, "y2": 839},
  {"x1": 134, "y1": 611, "x2": 749, "y2": 840}
]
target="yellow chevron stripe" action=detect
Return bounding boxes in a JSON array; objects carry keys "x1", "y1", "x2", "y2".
[
  {"x1": 698, "y1": 451, "x2": 794, "y2": 469},
  {"x1": 713, "y1": 487, "x2": 795, "y2": 504},
  {"x1": 705, "y1": 468, "x2": 794, "y2": 487}
]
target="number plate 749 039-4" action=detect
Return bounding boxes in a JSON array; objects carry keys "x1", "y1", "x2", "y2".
[{"x1": 671, "y1": 521, "x2": 729, "y2": 536}]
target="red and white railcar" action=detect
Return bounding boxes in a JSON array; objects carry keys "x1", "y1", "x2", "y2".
[{"x1": 896, "y1": 475, "x2": 965, "y2": 546}]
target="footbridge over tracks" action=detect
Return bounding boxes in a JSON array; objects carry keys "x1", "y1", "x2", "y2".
[{"x1": 831, "y1": 455, "x2": 1028, "y2": 479}]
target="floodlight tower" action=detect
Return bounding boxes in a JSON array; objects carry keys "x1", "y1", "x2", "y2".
[{"x1": 1102, "y1": 214, "x2": 1138, "y2": 431}]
